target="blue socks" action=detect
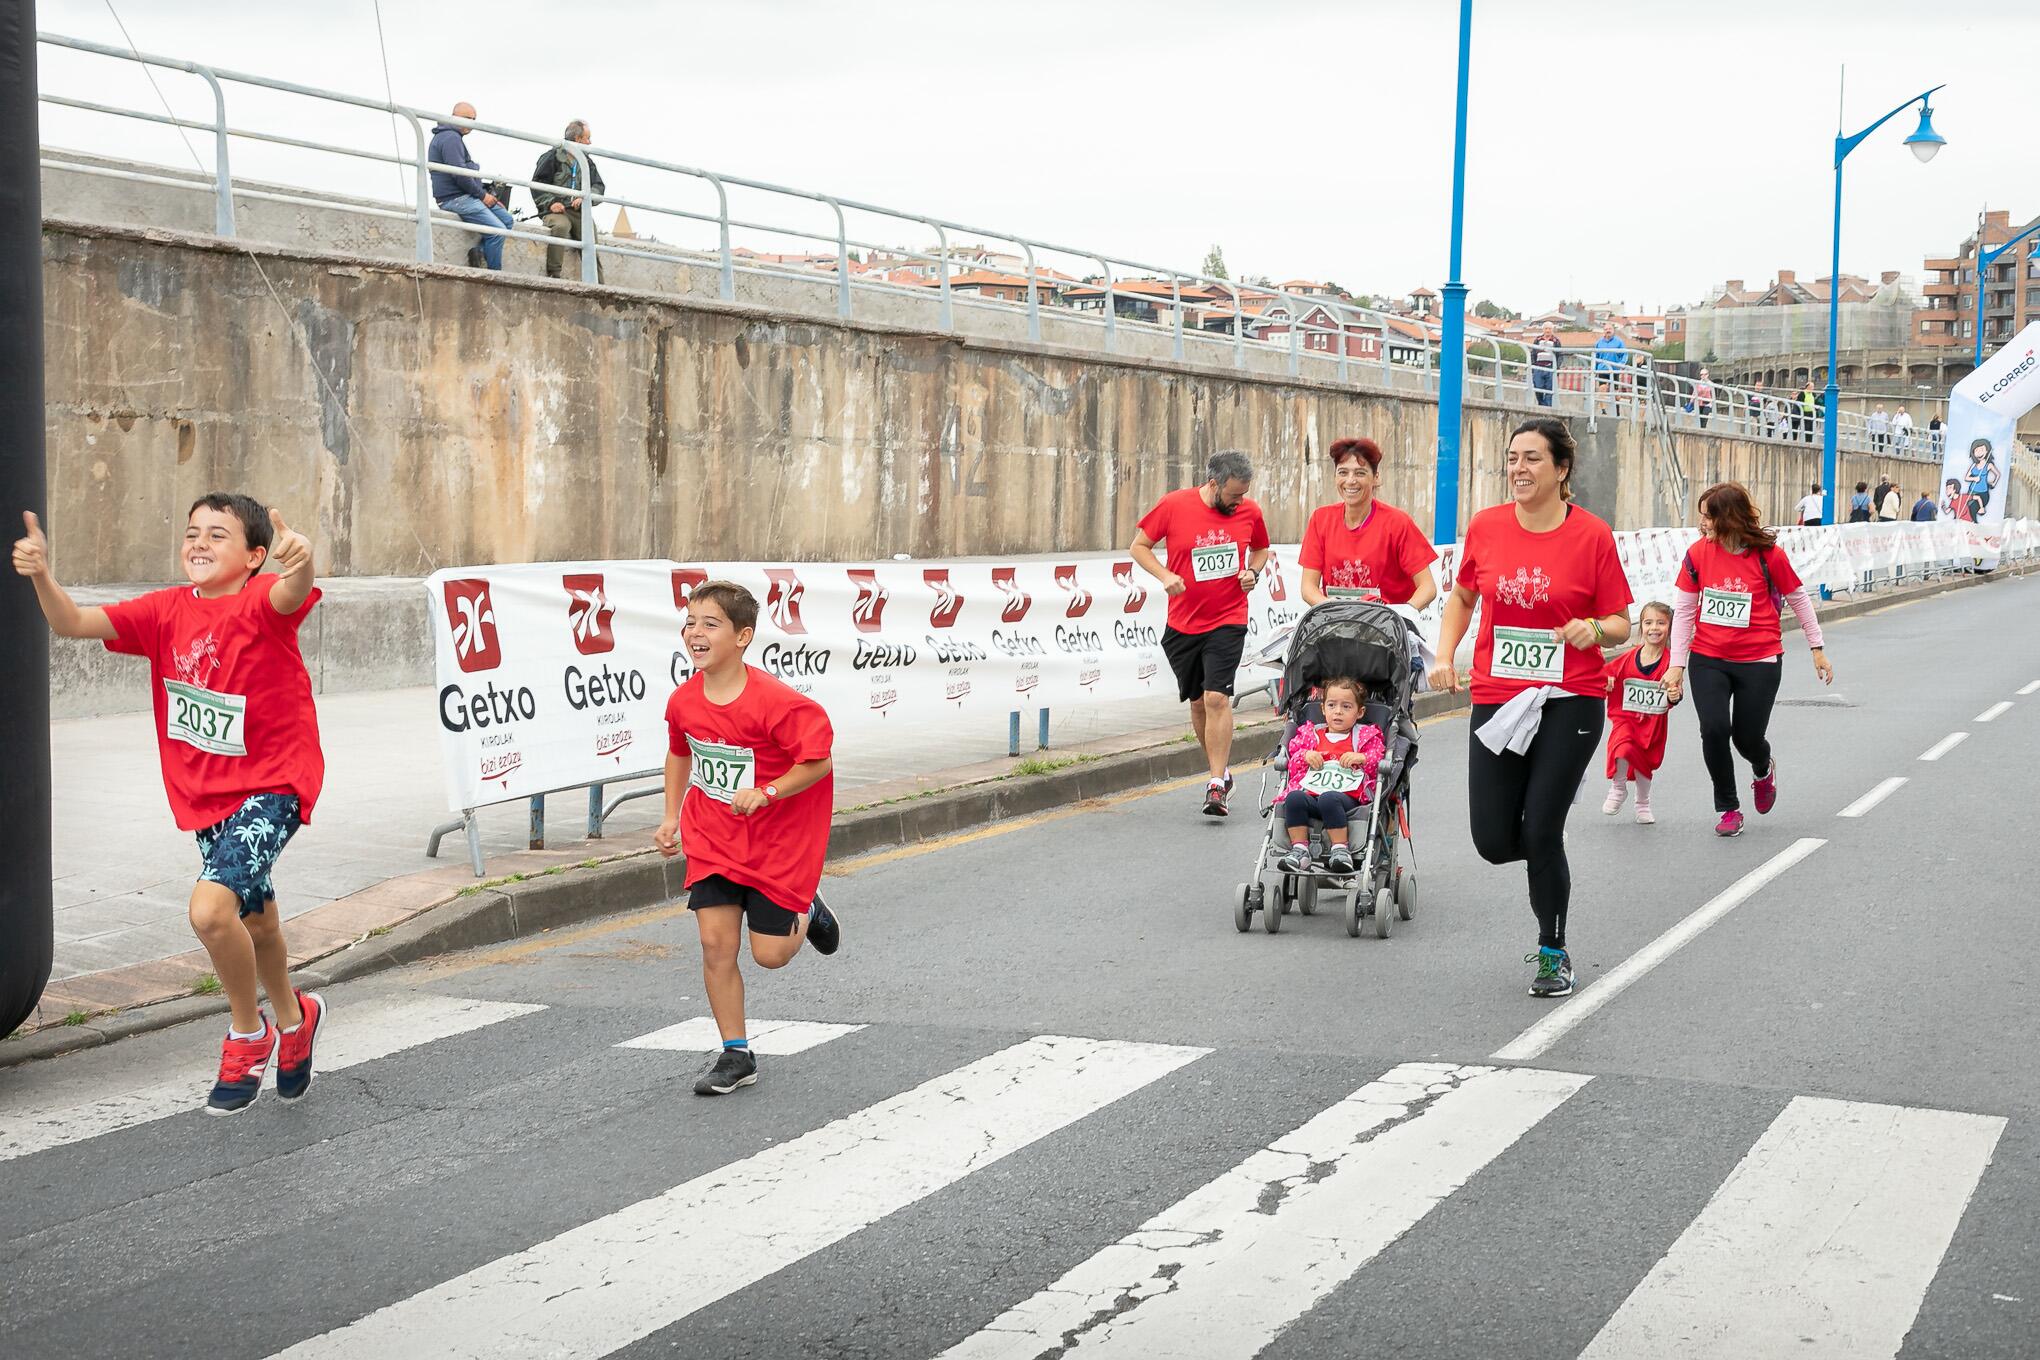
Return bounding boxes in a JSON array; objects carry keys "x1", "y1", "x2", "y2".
[{"x1": 722, "y1": 1038, "x2": 749, "y2": 1052}]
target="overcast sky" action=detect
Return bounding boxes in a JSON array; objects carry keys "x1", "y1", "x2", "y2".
[{"x1": 36, "y1": 0, "x2": 2039, "y2": 314}]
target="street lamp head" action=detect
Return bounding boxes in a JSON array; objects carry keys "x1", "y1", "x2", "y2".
[{"x1": 1904, "y1": 103, "x2": 1946, "y2": 163}]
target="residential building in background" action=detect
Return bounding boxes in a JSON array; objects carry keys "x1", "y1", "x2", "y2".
[
  {"x1": 1914, "y1": 208, "x2": 2040, "y2": 350},
  {"x1": 1685, "y1": 268, "x2": 1917, "y2": 361}
]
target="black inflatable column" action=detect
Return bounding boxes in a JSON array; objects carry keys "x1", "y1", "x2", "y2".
[{"x1": 0, "y1": 0, "x2": 53, "y2": 1038}]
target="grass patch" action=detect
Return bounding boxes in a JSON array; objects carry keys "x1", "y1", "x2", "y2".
[
  {"x1": 1009, "y1": 753, "x2": 1103, "y2": 777},
  {"x1": 190, "y1": 973, "x2": 222, "y2": 996},
  {"x1": 63, "y1": 1009, "x2": 92, "y2": 1027},
  {"x1": 366, "y1": 925, "x2": 392, "y2": 938}
]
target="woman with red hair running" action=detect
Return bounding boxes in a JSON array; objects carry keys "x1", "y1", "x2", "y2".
[
  {"x1": 1663, "y1": 482, "x2": 1835, "y2": 837},
  {"x1": 1298, "y1": 437, "x2": 1439, "y2": 609}
]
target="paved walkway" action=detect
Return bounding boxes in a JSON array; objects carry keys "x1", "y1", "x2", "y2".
[{"x1": 34, "y1": 683, "x2": 1222, "y2": 1025}]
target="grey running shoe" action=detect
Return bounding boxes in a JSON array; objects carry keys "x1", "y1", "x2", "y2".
[
  {"x1": 694, "y1": 1047, "x2": 758, "y2": 1096},
  {"x1": 1527, "y1": 948, "x2": 1575, "y2": 999}
]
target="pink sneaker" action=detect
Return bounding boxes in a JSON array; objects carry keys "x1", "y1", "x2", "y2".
[
  {"x1": 1634, "y1": 802, "x2": 1655, "y2": 825},
  {"x1": 1714, "y1": 809, "x2": 1745, "y2": 837},
  {"x1": 1752, "y1": 761, "x2": 1778, "y2": 815}
]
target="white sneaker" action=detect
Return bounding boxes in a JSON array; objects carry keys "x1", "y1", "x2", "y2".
[
  {"x1": 1635, "y1": 802, "x2": 1655, "y2": 825},
  {"x1": 1602, "y1": 784, "x2": 1628, "y2": 814}
]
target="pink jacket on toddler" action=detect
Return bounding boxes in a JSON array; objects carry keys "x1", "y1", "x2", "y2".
[{"x1": 1274, "y1": 721, "x2": 1387, "y2": 805}]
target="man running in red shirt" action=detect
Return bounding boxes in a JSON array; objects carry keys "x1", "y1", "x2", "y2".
[
  {"x1": 14, "y1": 495, "x2": 329, "y2": 1115},
  {"x1": 1130, "y1": 450, "x2": 1271, "y2": 816},
  {"x1": 657, "y1": 581, "x2": 841, "y2": 1096}
]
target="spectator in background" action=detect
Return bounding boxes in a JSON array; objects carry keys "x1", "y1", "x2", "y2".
[
  {"x1": 1892, "y1": 406, "x2": 1914, "y2": 457},
  {"x1": 1876, "y1": 477, "x2": 1902, "y2": 523},
  {"x1": 1929, "y1": 413, "x2": 1944, "y2": 456},
  {"x1": 1867, "y1": 403, "x2": 1890, "y2": 455},
  {"x1": 1694, "y1": 367, "x2": 1715, "y2": 429},
  {"x1": 1848, "y1": 481, "x2": 1873, "y2": 523},
  {"x1": 1911, "y1": 488, "x2": 1937, "y2": 521},
  {"x1": 1796, "y1": 385, "x2": 1817, "y2": 442},
  {"x1": 533, "y1": 120, "x2": 606, "y2": 282},
  {"x1": 1530, "y1": 326, "x2": 1559, "y2": 407},
  {"x1": 1762, "y1": 386, "x2": 1784, "y2": 441},
  {"x1": 1594, "y1": 323, "x2": 1627, "y2": 415},
  {"x1": 430, "y1": 104, "x2": 513, "y2": 271},
  {"x1": 1795, "y1": 483, "x2": 1824, "y2": 526}
]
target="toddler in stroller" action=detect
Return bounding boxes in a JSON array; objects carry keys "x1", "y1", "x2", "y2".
[{"x1": 1233, "y1": 600, "x2": 1423, "y2": 939}]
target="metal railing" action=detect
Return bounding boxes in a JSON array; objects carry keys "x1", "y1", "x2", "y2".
[{"x1": 34, "y1": 29, "x2": 1952, "y2": 475}]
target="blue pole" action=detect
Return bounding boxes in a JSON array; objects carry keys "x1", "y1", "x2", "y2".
[
  {"x1": 1822, "y1": 153, "x2": 1844, "y2": 528},
  {"x1": 1433, "y1": 0, "x2": 1473, "y2": 548}
]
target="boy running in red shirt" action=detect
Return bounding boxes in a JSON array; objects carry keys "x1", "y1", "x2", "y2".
[
  {"x1": 656, "y1": 581, "x2": 841, "y2": 1096},
  {"x1": 13, "y1": 496, "x2": 328, "y2": 1115}
]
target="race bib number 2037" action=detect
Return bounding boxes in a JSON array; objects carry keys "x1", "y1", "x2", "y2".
[
  {"x1": 163, "y1": 679, "x2": 247, "y2": 756},
  {"x1": 686, "y1": 737, "x2": 756, "y2": 804},
  {"x1": 1189, "y1": 542, "x2": 1241, "y2": 583},
  {"x1": 1491, "y1": 626, "x2": 1565, "y2": 683}
]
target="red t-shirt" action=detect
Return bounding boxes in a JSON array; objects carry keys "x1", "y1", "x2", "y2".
[
  {"x1": 666, "y1": 665, "x2": 835, "y2": 912},
  {"x1": 1455, "y1": 504, "x2": 1633, "y2": 704},
  {"x1": 101, "y1": 575, "x2": 325, "y2": 832},
  {"x1": 1603, "y1": 645, "x2": 1673, "y2": 779},
  {"x1": 1299, "y1": 500, "x2": 1438, "y2": 605},
  {"x1": 1679, "y1": 538, "x2": 1802, "y2": 663},
  {"x1": 1136, "y1": 487, "x2": 1270, "y2": 634}
]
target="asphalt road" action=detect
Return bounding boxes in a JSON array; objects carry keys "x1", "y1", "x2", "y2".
[{"x1": 3, "y1": 574, "x2": 2037, "y2": 1360}]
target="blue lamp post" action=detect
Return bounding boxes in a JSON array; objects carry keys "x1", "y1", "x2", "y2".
[
  {"x1": 1973, "y1": 215, "x2": 2040, "y2": 366},
  {"x1": 1433, "y1": 0, "x2": 1473, "y2": 547},
  {"x1": 1822, "y1": 85, "x2": 1945, "y2": 526}
]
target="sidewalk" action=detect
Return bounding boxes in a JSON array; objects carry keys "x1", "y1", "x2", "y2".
[{"x1": 32, "y1": 683, "x2": 1221, "y2": 1029}]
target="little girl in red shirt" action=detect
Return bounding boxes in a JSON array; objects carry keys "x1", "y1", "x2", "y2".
[{"x1": 1602, "y1": 601, "x2": 1675, "y2": 824}]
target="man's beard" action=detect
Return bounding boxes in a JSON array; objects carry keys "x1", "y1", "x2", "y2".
[{"x1": 1213, "y1": 498, "x2": 1238, "y2": 516}]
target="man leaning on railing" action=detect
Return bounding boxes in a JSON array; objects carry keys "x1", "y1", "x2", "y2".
[
  {"x1": 430, "y1": 103, "x2": 514, "y2": 271},
  {"x1": 1530, "y1": 326, "x2": 1559, "y2": 407},
  {"x1": 533, "y1": 121, "x2": 605, "y2": 282}
]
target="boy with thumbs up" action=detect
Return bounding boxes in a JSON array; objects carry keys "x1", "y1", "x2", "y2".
[{"x1": 13, "y1": 493, "x2": 328, "y2": 1115}]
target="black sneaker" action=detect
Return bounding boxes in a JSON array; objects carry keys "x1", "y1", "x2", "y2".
[
  {"x1": 1326, "y1": 844, "x2": 1355, "y2": 875},
  {"x1": 694, "y1": 1047, "x2": 758, "y2": 1096},
  {"x1": 1527, "y1": 948, "x2": 1575, "y2": 999},
  {"x1": 1280, "y1": 843, "x2": 1311, "y2": 873},
  {"x1": 1202, "y1": 780, "x2": 1230, "y2": 817},
  {"x1": 465, "y1": 245, "x2": 487, "y2": 268},
  {"x1": 806, "y1": 894, "x2": 841, "y2": 956}
]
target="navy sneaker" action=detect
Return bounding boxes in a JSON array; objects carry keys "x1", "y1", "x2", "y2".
[
  {"x1": 806, "y1": 895, "x2": 841, "y2": 956},
  {"x1": 206, "y1": 1021, "x2": 277, "y2": 1116},
  {"x1": 274, "y1": 991, "x2": 325, "y2": 1101},
  {"x1": 694, "y1": 1047, "x2": 758, "y2": 1096},
  {"x1": 1527, "y1": 947, "x2": 1575, "y2": 999}
]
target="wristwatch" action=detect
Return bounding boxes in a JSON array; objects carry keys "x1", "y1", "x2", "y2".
[{"x1": 763, "y1": 785, "x2": 780, "y2": 801}]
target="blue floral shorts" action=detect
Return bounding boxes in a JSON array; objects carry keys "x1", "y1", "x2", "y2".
[{"x1": 195, "y1": 793, "x2": 303, "y2": 917}]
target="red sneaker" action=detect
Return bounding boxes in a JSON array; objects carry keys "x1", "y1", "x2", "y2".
[
  {"x1": 275, "y1": 991, "x2": 325, "y2": 1101},
  {"x1": 207, "y1": 1021, "x2": 276, "y2": 1116},
  {"x1": 1752, "y1": 761, "x2": 1778, "y2": 815},
  {"x1": 1714, "y1": 810, "x2": 1745, "y2": 838}
]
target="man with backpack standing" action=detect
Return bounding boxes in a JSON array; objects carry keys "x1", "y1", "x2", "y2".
[{"x1": 534, "y1": 120, "x2": 606, "y2": 282}]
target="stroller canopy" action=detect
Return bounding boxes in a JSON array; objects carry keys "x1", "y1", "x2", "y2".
[{"x1": 1279, "y1": 601, "x2": 1418, "y2": 716}]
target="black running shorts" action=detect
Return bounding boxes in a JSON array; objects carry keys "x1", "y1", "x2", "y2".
[
  {"x1": 1162, "y1": 624, "x2": 1249, "y2": 703},
  {"x1": 687, "y1": 874, "x2": 801, "y2": 936}
]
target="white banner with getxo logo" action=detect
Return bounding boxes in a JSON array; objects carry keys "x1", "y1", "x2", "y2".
[{"x1": 424, "y1": 550, "x2": 1311, "y2": 813}]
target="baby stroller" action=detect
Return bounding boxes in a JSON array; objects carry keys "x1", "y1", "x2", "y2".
[{"x1": 1231, "y1": 600, "x2": 1421, "y2": 939}]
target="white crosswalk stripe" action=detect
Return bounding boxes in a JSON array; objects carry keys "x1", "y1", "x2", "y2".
[
  {"x1": 1580, "y1": 1095, "x2": 2006, "y2": 1360},
  {"x1": 271, "y1": 1034, "x2": 1209, "y2": 1360},
  {"x1": 937, "y1": 1062, "x2": 1590, "y2": 1359},
  {"x1": 0, "y1": 995, "x2": 544, "y2": 1162},
  {"x1": 617, "y1": 1016, "x2": 864, "y2": 1055}
]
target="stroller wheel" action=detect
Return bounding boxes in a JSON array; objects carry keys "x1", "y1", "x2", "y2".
[
  {"x1": 1232, "y1": 883, "x2": 1252, "y2": 934},
  {"x1": 1374, "y1": 887, "x2": 1395, "y2": 939},
  {"x1": 1262, "y1": 880, "x2": 1284, "y2": 934},
  {"x1": 1344, "y1": 880, "x2": 1364, "y2": 938},
  {"x1": 1397, "y1": 870, "x2": 1416, "y2": 922},
  {"x1": 1297, "y1": 874, "x2": 1319, "y2": 916}
]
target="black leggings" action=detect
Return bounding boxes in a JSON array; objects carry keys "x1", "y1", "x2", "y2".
[
  {"x1": 1687, "y1": 653, "x2": 1781, "y2": 812},
  {"x1": 1468, "y1": 696, "x2": 1603, "y2": 950}
]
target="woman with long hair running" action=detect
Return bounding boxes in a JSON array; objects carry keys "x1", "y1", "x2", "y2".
[
  {"x1": 1662, "y1": 482, "x2": 1834, "y2": 837},
  {"x1": 1298, "y1": 437, "x2": 1440, "y2": 609},
  {"x1": 1431, "y1": 418, "x2": 1632, "y2": 999}
]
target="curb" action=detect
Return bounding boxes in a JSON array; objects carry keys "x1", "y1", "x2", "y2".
[{"x1": 3, "y1": 564, "x2": 2022, "y2": 1068}]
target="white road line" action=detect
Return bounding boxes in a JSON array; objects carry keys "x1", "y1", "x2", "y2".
[
  {"x1": 1837, "y1": 777, "x2": 1908, "y2": 818},
  {"x1": 1976, "y1": 700, "x2": 2014, "y2": 723},
  {"x1": 273, "y1": 1034, "x2": 1209, "y2": 1360},
  {"x1": 1580, "y1": 1095, "x2": 2005, "y2": 1360},
  {"x1": 1919, "y1": 732, "x2": 1969, "y2": 762},
  {"x1": 1493, "y1": 838, "x2": 1825, "y2": 1064},
  {"x1": 936, "y1": 1063, "x2": 1589, "y2": 1360},
  {"x1": 617, "y1": 1017, "x2": 863, "y2": 1055},
  {"x1": 0, "y1": 996, "x2": 544, "y2": 1162},
  {"x1": 2020, "y1": 680, "x2": 2040, "y2": 697}
]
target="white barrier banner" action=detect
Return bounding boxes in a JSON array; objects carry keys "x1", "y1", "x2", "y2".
[
  {"x1": 428, "y1": 521, "x2": 2035, "y2": 812},
  {"x1": 425, "y1": 552, "x2": 1311, "y2": 812}
]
